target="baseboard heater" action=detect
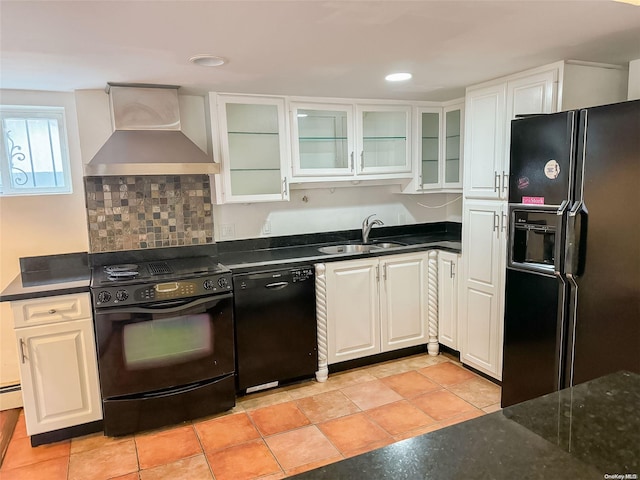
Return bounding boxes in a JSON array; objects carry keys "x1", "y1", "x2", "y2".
[{"x1": 0, "y1": 384, "x2": 22, "y2": 410}]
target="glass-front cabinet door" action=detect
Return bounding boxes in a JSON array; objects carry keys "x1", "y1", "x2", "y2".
[
  {"x1": 215, "y1": 95, "x2": 289, "y2": 203},
  {"x1": 290, "y1": 103, "x2": 355, "y2": 177},
  {"x1": 442, "y1": 103, "x2": 463, "y2": 189},
  {"x1": 356, "y1": 105, "x2": 412, "y2": 175},
  {"x1": 417, "y1": 107, "x2": 441, "y2": 189}
]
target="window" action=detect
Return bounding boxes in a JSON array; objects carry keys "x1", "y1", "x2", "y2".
[{"x1": 0, "y1": 106, "x2": 72, "y2": 195}]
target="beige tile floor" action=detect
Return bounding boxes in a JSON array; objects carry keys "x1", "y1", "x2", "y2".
[{"x1": 0, "y1": 352, "x2": 501, "y2": 480}]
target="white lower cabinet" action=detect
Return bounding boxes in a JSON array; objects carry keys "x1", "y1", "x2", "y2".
[
  {"x1": 11, "y1": 293, "x2": 102, "y2": 436},
  {"x1": 321, "y1": 252, "x2": 430, "y2": 365},
  {"x1": 459, "y1": 200, "x2": 507, "y2": 380},
  {"x1": 438, "y1": 251, "x2": 459, "y2": 350}
]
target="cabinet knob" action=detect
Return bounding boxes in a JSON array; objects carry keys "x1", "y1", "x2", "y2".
[{"x1": 48, "y1": 309, "x2": 57, "y2": 314}]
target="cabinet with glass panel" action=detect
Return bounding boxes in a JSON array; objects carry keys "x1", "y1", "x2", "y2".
[
  {"x1": 212, "y1": 94, "x2": 289, "y2": 203},
  {"x1": 406, "y1": 100, "x2": 463, "y2": 193},
  {"x1": 290, "y1": 102, "x2": 355, "y2": 177},
  {"x1": 356, "y1": 104, "x2": 412, "y2": 175},
  {"x1": 290, "y1": 101, "x2": 412, "y2": 181}
]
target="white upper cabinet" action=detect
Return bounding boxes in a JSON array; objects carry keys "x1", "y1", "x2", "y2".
[
  {"x1": 211, "y1": 94, "x2": 290, "y2": 203},
  {"x1": 402, "y1": 100, "x2": 464, "y2": 194},
  {"x1": 463, "y1": 83, "x2": 507, "y2": 200},
  {"x1": 356, "y1": 104, "x2": 412, "y2": 175},
  {"x1": 290, "y1": 102, "x2": 355, "y2": 178}
]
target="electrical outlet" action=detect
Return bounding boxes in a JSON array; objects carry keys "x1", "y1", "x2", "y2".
[
  {"x1": 262, "y1": 220, "x2": 271, "y2": 235},
  {"x1": 220, "y1": 223, "x2": 235, "y2": 240}
]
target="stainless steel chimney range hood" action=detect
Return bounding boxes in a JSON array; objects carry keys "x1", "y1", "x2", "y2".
[{"x1": 85, "y1": 83, "x2": 219, "y2": 176}]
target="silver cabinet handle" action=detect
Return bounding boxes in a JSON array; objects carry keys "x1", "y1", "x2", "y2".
[
  {"x1": 493, "y1": 213, "x2": 499, "y2": 233},
  {"x1": 383, "y1": 263, "x2": 387, "y2": 281},
  {"x1": 360, "y1": 151, "x2": 364, "y2": 170},
  {"x1": 494, "y1": 171, "x2": 500, "y2": 193},
  {"x1": 450, "y1": 262, "x2": 455, "y2": 279},
  {"x1": 48, "y1": 309, "x2": 56, "y2": 314},
  {"x1": 376, "y1": 265, "x2": 380, "y2": 281},
  {"x1": 501, "y1": 212, "x2": 508, "y2": 232},
  {"x1": 502, "y1": 171, "x2": 509, "y2": 194},
  {"x1": 19, "y1": 338, "x2": 27, "y2": 364},
  {"x1": 282, "y1": 177, "x2": 288, "y2": 198},
  {"x1": 350, "y1": 152, "x2": 354, "y2": 171}
]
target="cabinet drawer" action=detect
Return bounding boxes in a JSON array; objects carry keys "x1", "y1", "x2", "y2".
[{"x1": 12, "y1": 293, "x2": 91, "y2": 328}]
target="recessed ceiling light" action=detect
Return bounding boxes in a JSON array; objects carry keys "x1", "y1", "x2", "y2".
[
  {"x1": 385, "y1": 72, "x2": 412, "y2": 82},
  {"x1": 189, "y1": 55, "x2": 226, "y2": 67}
]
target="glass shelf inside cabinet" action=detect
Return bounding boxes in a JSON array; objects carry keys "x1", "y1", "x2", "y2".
[{"x1": 228, "y1": 131, "x2": 279, "y2": 135}]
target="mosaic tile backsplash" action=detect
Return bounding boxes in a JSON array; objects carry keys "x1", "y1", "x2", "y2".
[{"x1": 84, "y1": 175, "x2": 213, "y2": 252}]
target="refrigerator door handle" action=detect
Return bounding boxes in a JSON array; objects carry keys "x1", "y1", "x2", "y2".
[
  {"x1": 564, "y1": 201, "x2": 587, "y2": 277},
  {"x1": 554, "y1": 200, "x2": 570, "y2": 276}
]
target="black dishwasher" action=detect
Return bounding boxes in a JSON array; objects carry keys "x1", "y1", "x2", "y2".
[{"x1": 233, "y1": 265, "x2": 317, "y2": 393}]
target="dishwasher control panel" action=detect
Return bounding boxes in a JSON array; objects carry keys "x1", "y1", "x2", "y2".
[{"x1": 291, "y1": 267, "x2": 314, "y2": 282}]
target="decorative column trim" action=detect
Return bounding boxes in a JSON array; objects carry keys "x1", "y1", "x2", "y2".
[
  {"x1": 315, "y1": 263, "x2": 329, "y2": 382},
  {"x1": 427, "y1": 250, "x2": 440, "y2": 356}
]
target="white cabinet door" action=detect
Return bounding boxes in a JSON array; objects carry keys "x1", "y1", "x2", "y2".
[
  {"x1": 213, "y1": 94, "x2": 290, "y2": 203},
  {"x1": 380, "y1": 253, "x2": 428, "y2": 352},
  {"x1": 356, "y1": 104, "x2": 412, "y2": 175},
  {"x1": 504, "y1": 69, "x2": 558, "y2": 185},
  {"x1": 463, "y1": 83, "x2": 507, "y2": 200},
  {"x1": 16, "y1": 318, "x2": 102, "y2": 436},
  {"x1": 459, "y1": 200, "x2": 507, "y2": 379},
  {"x1": 325, "y1": 258, "x2": 380, "y2": 364},
  {"x1": 438, "y1": 251, "x2": 459, "y2": 350},
  {"x1": 290, "y1": 102, "x2": 355, "y2": 178}
]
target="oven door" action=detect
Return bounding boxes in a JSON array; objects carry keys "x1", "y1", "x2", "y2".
[{"x1": 94, "y1": 293, "x2": 234, "y2": 399}]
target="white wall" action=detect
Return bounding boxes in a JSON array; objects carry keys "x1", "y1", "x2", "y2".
[
  {"x1": 213, "y1": 186, "x2": 459, "y2": 240},
  {"x1": 74, "y1": 89, "x2": 461, "y2": 241},
  {"x1": 0, "y1": 90, "x2": 90, "y2": 398},
  {"x1": 629, "y1": 59, "x2": 640, "y2": 100}
]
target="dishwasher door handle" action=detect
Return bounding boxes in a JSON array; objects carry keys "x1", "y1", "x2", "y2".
[{"x1": 264, "y1": 281, "x2": 289, "y2": 290}]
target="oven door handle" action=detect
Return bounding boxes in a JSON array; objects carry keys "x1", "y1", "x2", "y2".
[{"x1": 97, "y1": 293, "x2": 232, "y2": 315}]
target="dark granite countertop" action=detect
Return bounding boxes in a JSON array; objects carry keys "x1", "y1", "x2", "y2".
[
  {"x1": 291, "y1": 371, "x2": 640, "y2": 480},
  {"x1": 218, "y1": 222, "x2": 461, "y2": 273},
  {"x1": 0, "y1": 252, "x2": 90, "y2": 302},
  {"x1": 0, "y1": 223, "x2": 462, "y2": 298}
]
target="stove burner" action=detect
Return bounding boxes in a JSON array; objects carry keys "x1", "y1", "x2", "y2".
[
  {"x1": 104, "y1": 264, "x2": 140, "y2": 281},
  {"x1": 104, "y1": 264, "x2": 139, "y2": 273}
]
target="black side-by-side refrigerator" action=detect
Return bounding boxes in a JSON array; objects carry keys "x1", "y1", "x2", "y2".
[{"x1": 501, "y1": 99, "x2": 640, "y2": 408}]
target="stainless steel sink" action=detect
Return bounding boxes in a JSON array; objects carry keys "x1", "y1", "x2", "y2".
[
  {"x1": 317, "y1": 241, "x2": 406, "y2": 254},
  {"x1": 371, "y1": 242, "x2": 406, "y2": 249},
  {"x1": 317, "y1": 244, "x2": 373, "y2": 254}
]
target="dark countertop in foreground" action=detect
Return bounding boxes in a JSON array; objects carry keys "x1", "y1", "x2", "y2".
[{"x1": 291, "y1": 371, "x2": 640, "y2": 480}]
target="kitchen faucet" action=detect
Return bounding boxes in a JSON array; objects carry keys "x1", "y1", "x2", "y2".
[{"x1": 362, "y1": 214, "x2": 384, "y2": 244}]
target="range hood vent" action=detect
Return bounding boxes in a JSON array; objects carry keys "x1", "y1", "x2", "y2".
[{"x1": 85, "y1": 83, "x2": 219, "y2": 176}]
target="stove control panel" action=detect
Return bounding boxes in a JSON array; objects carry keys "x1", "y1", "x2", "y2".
[{"x1": 92, "y1": 273, "x2": 233, "y2": 308}]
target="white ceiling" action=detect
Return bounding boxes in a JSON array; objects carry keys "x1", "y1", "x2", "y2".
[{"x1": 1, "y1": 0, "x2": 639, "y2": 101}]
